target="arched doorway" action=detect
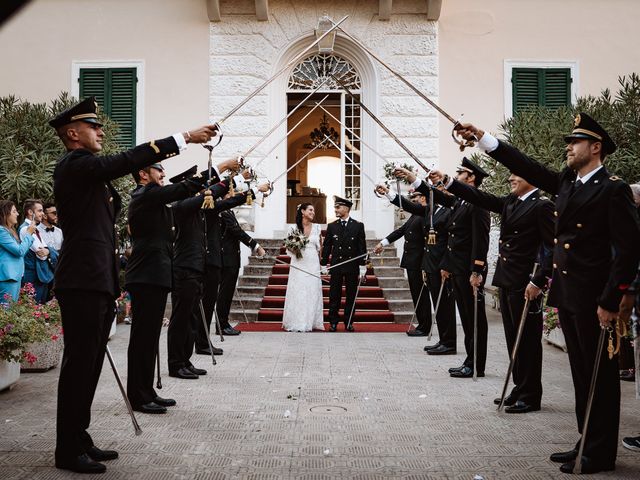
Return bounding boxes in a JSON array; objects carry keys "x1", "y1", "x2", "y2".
[{"x1": 284, "y1": 52, "x2": 362, "y2": 224}]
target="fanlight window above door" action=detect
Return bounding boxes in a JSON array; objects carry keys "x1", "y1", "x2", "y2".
[{"x1": 288, "y1": 53, "x2": 361, "y2": 90}]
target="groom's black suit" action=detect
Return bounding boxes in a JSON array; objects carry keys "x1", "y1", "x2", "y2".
[{"x1": 321, "y1": 217, "x2": 367, "y2": 327}]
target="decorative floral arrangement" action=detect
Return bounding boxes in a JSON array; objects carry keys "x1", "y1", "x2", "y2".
[
  {"x1": 284, "y1": 228, "x2": 309, "y2": 259},
  {"x1": 0, "y1": 284, "x2": 61, "y2": 364},
  {"x1": 382, "y1": 162, "x2": 416, "y2": 185},
  {"x1": 543, "y1": 305, "x2": 560, "y2": 336}
]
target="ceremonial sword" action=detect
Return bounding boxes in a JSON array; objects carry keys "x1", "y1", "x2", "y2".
[
  {"x1": 328, "y1": 18, "x2": 476, "y2": 151},
  {"x1": 427, "y1": 279, "x2": 446, "y2": 341},
  {"x1": 473, "y1": 285, "x2": 479, "y2": 382},
  {"x1": 198, "y1": 300, "x2": 218, "y2": 364},
  {"x1": 497, "y1": 263, "x2": 539, "y2": 411},
  {"x1": 105, "y1": 345, "x2": 142, "y2": 436},
  {"x1": 346, "y1": 253, "x2": 371, "y2": 331}
]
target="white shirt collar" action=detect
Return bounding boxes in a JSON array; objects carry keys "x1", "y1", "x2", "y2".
[
  {"x1": 341, "y1": 217, "x2": 350, "y2": 223},
  {"x1": 518, "y1": 188, "x2": 538, "y2": 201},
  {"x1": 576, "y1": 165, "x2": 603, "y2": 184}
]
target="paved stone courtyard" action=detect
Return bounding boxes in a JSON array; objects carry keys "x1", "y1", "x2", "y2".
[{"x1": 1, "y1": 309, "x2": 639, "y2": 479}]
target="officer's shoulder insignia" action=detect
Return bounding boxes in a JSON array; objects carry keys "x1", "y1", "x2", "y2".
[
  {"x1": 149, "y1": 140, "x2": 160, "y2": 154},
  {"x1": 574, "y1": 114, "x2": 581, "y2": 127},
  {"x1": 539, "y1": 195, "x2": 549, "y2": 201},
  {"x1": 609, "y1": 175, "x2": 620, "y2": 181}
]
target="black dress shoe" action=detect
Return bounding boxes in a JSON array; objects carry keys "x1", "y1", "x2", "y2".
[
  {"x1": 187, "y1": 365, "x2": 207, "y2": 376},
  {"x1": 559, "y1": 457, "x2": 615, "y2": 474},
  {"x1": 450, "y1": 366, "x2": 484, "y2": 378},
  {"x1": 427, "y1": 345, "x2": 456, "y2": 355},
  {"x1": 86, "y1": 446, "x2": 118, "y2": 461},
  {"x1": 169, "y1": 367, "x2": 199, "y2": 379},
  {"x1": 153, "y1": 396, "x2": 177, "y2": 407},
  {"x1": 504, "y1": 400, "x2": 540, "y2": 414},
  {"x1": 448, "y1": 364, "x2": 465, "y2": 373},
  {"x1": 222, "y1": 326, "x2": 241, "y2": 336},
  {"x1": 56, "y1": 453, "x2": 106, "y2": 474},
  {"x1": 329, "y1": 323, "x2": 337, "y2": 332},
  {"x1": 424, "y1": 343, "x2": 441, "y2": 352},
  {"x1": 406, "y1": 329, "x2": 427, "y2": 337},
  {"x1": 493, "y1": 394, "x2": 517, "y2": 406},
  {"x1": 195, "y1": 346, "x2": 223, "y2": 355},
  {"x1": 550, "y1": 449, "x2": 578, "y2": 463},
  {"x1": 133, "y1": 402, "x2": 167, "y2": 414},
  {"x1": 345, "y1": 324, "x2": 355, "y2": 332}
]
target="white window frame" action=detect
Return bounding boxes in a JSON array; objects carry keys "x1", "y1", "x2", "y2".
[
  {"x1": 503, "y1": 60, "x2": 579, "y2": 118},
  {"x1": 71, "y1": 60, "x2": 145, "y2": 145}
]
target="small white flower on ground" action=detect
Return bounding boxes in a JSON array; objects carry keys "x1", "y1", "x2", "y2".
[
  {"x1": 323, "y1": 449, "x2": 331, "y2": 456},
  {"x1": 418, "y1": 394, "x2": 427, "y2": 398},
  {"x1": 284, "y1": 410, "x2": 291, "y2": 418},
  {"x1": 284, "y1": 372, "x2": 290, "y2": 377}
]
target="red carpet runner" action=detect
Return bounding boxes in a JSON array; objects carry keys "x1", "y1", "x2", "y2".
[{"x1": 255, "y1": 244, "x2": 398, "y2": 329}]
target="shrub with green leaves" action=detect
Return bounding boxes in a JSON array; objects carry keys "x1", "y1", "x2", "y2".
[
  {"x1": 0, "y1": 92, "x2": 135, "y2": 246},
  {"x1": 475, "y1": 73, "x2": 640, "y2": 198}
]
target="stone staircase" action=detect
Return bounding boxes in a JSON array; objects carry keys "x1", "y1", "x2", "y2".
[{"x1": 230, "y1": 236, "x2": 415, "y2": 324}]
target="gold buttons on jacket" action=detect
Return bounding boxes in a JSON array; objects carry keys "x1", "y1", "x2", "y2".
[
  {"x1": 554, "y1": 211, "x2": 558, "y2": 217},
  {"x1": 564, "y1": 243, "x2": 570, "y2": 250},
  {"x1": 554, "y1": 238, "x2": 558, "y2": 244},
  {"x1": 553, "y1": 263, "x2": 557, "y2": 269},
  {"x1": 577, "y1": 223, "x2": 583, "y2": 228},
  {"x1": 562, "y1": 270, "x2": 568, "y2": 274}
]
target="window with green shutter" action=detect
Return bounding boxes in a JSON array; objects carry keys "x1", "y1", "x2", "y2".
[
  {"x1": 512, "y1": 68, "x2": 572, "y2": 114},
  {"x1": 79, "y1": 68, "x2": 137, "y2": 148}
]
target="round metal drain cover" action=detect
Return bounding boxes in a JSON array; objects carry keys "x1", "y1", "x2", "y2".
[{"x1": 310, "y1": 405, "x2": 347, "y2": 414}]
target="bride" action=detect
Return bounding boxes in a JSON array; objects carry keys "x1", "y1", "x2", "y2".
[{"x1": 282, "y1": 203, "x2": 325, "y2": 332}]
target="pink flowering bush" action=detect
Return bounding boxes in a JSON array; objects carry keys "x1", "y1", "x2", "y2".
[{"x1": 0, "y1": 284, "x2": 60, "y2": 363}]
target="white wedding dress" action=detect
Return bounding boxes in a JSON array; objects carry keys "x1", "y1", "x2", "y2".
[{"x1": 282, "y1": 223, "x2": 325, "y2": 332}]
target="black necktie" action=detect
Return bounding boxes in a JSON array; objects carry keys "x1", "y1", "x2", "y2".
[
  {"x1": 341, "y1": 220, "x2": 347, "y2": 228},
  {"x1": 45, "y1": 227, "x2": 55, "y2": 232},
  {"x1": 575, "y1": 179, "x2": 583, "y2": 189}
]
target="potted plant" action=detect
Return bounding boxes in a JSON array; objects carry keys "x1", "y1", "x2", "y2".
[
  {"x1": 0, "y1": 285, "x2": 51, "y2": 388},
  {"x1": 543, "y1": 304, "x2": 567, "y2": 352}
]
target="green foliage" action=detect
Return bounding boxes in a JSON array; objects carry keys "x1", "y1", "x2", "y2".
[
  {"x1": 0, "y1": 285, "x2": 55, "y2": 363},
  {"x1": 382, "y1": 161, "x2": 415, "y2": 185},
  {"x1": 477, "y1": 73, "x2": 640, "y2": 198},
  {"x1": 0, "y1": 92, "x2": 135, "y2": 245}
]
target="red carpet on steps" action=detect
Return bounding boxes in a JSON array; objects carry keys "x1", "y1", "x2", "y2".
[
  {"x1": 236, "y1": 322, "x2": 408, "y2": 332},
  {"x1": 256, "y1": 240, "x2": 398, "y2": 325}
]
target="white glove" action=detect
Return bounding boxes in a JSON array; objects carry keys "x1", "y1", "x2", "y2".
[
  {"x1": 359, "y1": 265, "x2": 367, "y2": 277},
  {"x1": 320, "y1": 266, "x2": 328, "y2": 275}
]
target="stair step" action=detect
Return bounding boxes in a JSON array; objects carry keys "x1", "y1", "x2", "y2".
[
  {"x1": 238, "y1": 276, "x2": 270, "y2": 287},
  {"x1": 257, "y1": 309, "x2": 395, "y2": 322},
  {"x1": 380, "y1": 287, "x2": 413, "y2": 300},
  {"x1": 266, "y1": 274, "x2": 379, "y2": 286},
  {"x1": 377, "y1": 277, "x2": 409, "y2": 288},
  {"x1": 260, "y1": 297, "x2": 390, "y2": 310},
  {"x1": 368, "y1": 266, "x2": 405, "y2": 277},
  {"x1": 387, "y1": 299, "x2": 415, "y2": 313},
  {"x1": 264, "y1": 285, "x2": 385, "y2": 298}
]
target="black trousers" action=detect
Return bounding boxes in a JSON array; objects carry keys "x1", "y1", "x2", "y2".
[
  {"x1": 327, "y1": 271, "x2": 359, "y2": 325},
  {"x1": 127, "y1": 284, "x2": 169, "y2": 407},
  {"x1": 451, "y1": 273, "x2": 488, "y2": 373},
  {"x1": 196, "y1": 265, "x2": 221, "y2": 350},
  {"x1": 216, "y1": 266, "x2": 239, "y2": 328},
  {"x1": 499, "y1": 287, "x2": 543, "y2": 406},
  {"x1": 167, "y1": 269, "x2": 203, "y2": 372},
  {"x1": 559, "y1": 304, "x2": 620, "y2": 465},
  {"x1": 55, "y1": 289, "x2": 115, "y2": 461},
  {"x1": 406, "y1": 269, "x2": 430, "y2": 332},
  {"x1": 425, "y1": 271, "x2": 456, "y2": 348}
]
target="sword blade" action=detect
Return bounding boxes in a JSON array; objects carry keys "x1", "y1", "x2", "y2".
[
  {"x1": 497, "y1": 263, "x2": 538, "y2": 410},
  {"x1": 105, "y1": 346, "x2": 142, "y2": 436},
  {"x1": 427, "y1": 278, "x2": 445, "y2": 341},
  {"x1": 331, "y1": 74, "x2": 430, "y2": 172},
  {"x1": 326, "y1": 251, "x2": 370, "y2": 271},
  {"x1": 217, "y1": 15, "x2": 349, "y2": 125},
  {"x1": 473, "y1": 286, "x2": 478, "y2": 382},
  {"x1": 270, "y1": 256, "x2": 329, "y2": 282},
  {"x1": 243, "y1": 84, "x2": 330, "y2": 159},
  {"x1": 574, "y1": 326, "x2": 608, "y2": 473},
  {"x1": 330, "y1": 20, "x2": 457, "y2": 125}
]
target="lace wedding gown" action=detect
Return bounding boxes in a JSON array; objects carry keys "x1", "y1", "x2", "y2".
[{"x1": 282, "y1": 223, "x2": 325, "y2": 332}]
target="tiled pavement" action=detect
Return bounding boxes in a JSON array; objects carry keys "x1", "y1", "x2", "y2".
[{"x1": 1, "y1": 309, "x2": 639, "y2": 479}]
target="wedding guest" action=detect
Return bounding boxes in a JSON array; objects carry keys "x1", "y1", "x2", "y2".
[
  {"x1": 0, "y1": 200, "x2": 35, "y2": 302},
  {"x1": 19, "y1": 199, "x2": 54, "y2": 304},
  {"x1": 38, "y1": 202, "x2": 64, "y2": 251}
]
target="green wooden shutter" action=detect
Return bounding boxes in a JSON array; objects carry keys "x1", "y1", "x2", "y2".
[
  {"x1": 543, "y1": 69, "x2": 572, "y2": 108},
  {"x1": 512, "y1": 67, "x2": 571, "y2": 114},
  {"x1": 79, "y1": 67, "x2": 137, "y2": 148}
]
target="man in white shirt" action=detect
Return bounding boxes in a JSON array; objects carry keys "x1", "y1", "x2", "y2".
[
  {"x1": 38, "y1": 202, "x2": 63, "y2": 252},
  {"x1": 19, "y1": 199, "x2": 52, "y2": 303}
]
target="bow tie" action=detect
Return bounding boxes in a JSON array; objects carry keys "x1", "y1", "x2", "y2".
[{"x1": 45, "y1": 227, "x2": 55, "y2": 232}]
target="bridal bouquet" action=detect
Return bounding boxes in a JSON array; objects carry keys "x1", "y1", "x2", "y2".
[{"x1": 284, "y1": 228, "x2": 309, "y2": 259}]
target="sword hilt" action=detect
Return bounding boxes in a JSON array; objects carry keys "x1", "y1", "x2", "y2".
[{"x1": 452, "y1": 120, "x2": 477, "y2": 151}]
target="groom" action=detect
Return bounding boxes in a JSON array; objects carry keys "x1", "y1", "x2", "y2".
[{"x1": 321, "y1": 196, "x2": 367, "y2": 332}]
